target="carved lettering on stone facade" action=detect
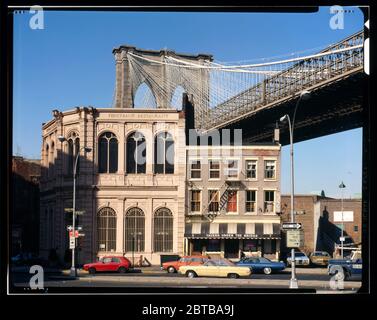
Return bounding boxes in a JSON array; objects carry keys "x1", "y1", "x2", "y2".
[{"x1": 97, "y1": 123, "x2": 120, "y2": 135}]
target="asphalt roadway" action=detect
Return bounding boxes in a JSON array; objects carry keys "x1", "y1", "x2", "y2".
[{"x1": 10, "y1": 266, "x2": 362, "y2": 293}]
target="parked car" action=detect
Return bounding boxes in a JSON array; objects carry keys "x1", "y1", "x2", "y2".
[
  {"x1": 309, "y1": 251, "x2": 331, "y2": 266},
  {"x1": 236, "y1": 257, "x2": 285, "y2": 274},
  {"x1": 286, "y1": 252, "x2": 310, "y2": 266},
  {"x1": 327, "y1": 250, "x2": 362, "y2": 281},
  {"x1": 178, "y1": 258, "x2": 251, "y2": 278},
  {"x1": 83, "y1": 256, "x2": 131, "y2": 274},
  {"x1": 161, "y1": 255, "x2": 208, "y2": 273}
]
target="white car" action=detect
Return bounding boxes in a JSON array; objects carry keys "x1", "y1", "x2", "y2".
[{"x1": 286, "y1": 252, "x2": 310, "y2": 266}]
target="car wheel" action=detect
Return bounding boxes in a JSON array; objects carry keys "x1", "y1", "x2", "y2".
[
  {"x1": 186, "y1": 270, "x2": 197, "y2": 278},
  {"x1": 263, "y1": 267, "x2": 272, "y2": 275},
  {"x1": 228, "y1": 273, "x2": 239, "y2": 279},
  {"x1": 118, "y1": 267, "x2": 127, "y2": 273},
  {"x1": 167, "y1": 266, "x2": 176, "y2": 274},
  {"x1": 88, "y1": 267, "x2": 96, "y2": 275}
]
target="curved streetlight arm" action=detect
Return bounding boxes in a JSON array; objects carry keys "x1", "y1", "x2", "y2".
[
  {"x1": 291, "y1": 95, "x2": 303, "y2": 144},
  {"x1": 73, "y1": 146, "x2": 90, "y2": 177}
]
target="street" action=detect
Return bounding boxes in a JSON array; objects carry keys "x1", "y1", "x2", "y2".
[{"x1": 10, "y1": 266, "x2": 361, "y2": 293}]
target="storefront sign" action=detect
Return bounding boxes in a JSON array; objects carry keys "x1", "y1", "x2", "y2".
[{"x1": 184, "y1": 233, "x2": 280, "y2": 239}]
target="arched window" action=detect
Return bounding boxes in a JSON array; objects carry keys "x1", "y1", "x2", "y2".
[
  {"x1": 154, "y1": 132, "x2": 174, "y2": 174},
  {"x1": 97, "y1": 207, "x2": 117, "y2": 252},
  {"x1": 170, "y1": 85, "x2": 186, "y2": 110},
  {"x1": 153, "y1": 208, "x2": 173, "y2": 252},
  {"x1": 50, "y1": 142, "x2": 55, "y2": 176},
  {"x1": 134, "y1": 82, "x2": 157, "y2": 108},
  {"x1": 66, "y1": 132, "x2": 80, "y2": 175},
  {"x1": 124, "y1": 207, "x2": 145, "y2": 252},
  {"x1": 126, "y1": 132, "x2": 146, "y2": 174},
  {"x1": 44, "y1": 143, "x2": 49, "y2": 178},
  {"x1": 98, "y1": 132, "x2": 118, "y2": 173}
]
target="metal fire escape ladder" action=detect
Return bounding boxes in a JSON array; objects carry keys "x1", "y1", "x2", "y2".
[{"x1": 203, "y1": 170, "x2": 246, "y2": 222}]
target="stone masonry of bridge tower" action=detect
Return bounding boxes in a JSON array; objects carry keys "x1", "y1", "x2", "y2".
[{"x1": 112, "y1": 46, "x2": 213, "y2": 126}]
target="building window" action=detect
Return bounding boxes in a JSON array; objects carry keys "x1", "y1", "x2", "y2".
[
  {"x1": 354, "y1": 225, "x2": 358, "y2": 232},
  {"x1": 226, "y1": 160, "x2": 239, "y2": 178},
  {"x1": 154, "y1": 132, "x2": 174, "y2": 174},
  {"x1": 246, "y1": 160, "x2": 257, "y2": 179},
  {"x1": 255, "y1": 223, "x2": 264, "y2": 235},
  {"x1": 273, "y1": 224, "x2": 280, "y2": 235},
  {"x1": 264, "y1": 160, "x2": 276, "y2": 179},
  {"x1": 126, "y1": 132, "x2": 146, "y2": 174},
  {"x1": 237, "y1": 223, "x2": 246, "y2": 234},
  {"x1": 219, "y1": 223, "x2": 228, "y2": 234},
  {"x1": 209, "y1": 160, "x2": 220, "y2": 179},
  {"x1": 44, "y1": 143, "x2": 49, "y2": 178},
  {"x1": 201, "y1": 222, "x2": 210, "y2": 234},
  {"x1": 124, "y1": 207, "x2": 145, "y2": 252},
  {"x1": 153, "y1": 208, "x2": 173, "y2": 252},
  {"x1": 246, "y1": 190, "x2": 256, "y2": 213},
  {"x1": 264, "y1": 190, "x2": 275, "y2": 213},
  {"x1": 190, "y1": 160, "x2": 201, "y2": 179},
  {"x1": 99, "y1": 132, "x2": 118, "y2": 173},
  {"x1": 190, "y1": 190, "x2": 201, "y2": 212},
  {"x1": 97, "y1": 207, "x2": 116, "y2": 252},
  {"x1": 208, "y1": 190, "x2": 219, "y2": 212},
  {"x1": 49, "y1": 142, "x2": 55, "y2": 177},
  {"x1": 227, "y1": 190, "x2": 237, "y2": 212}
]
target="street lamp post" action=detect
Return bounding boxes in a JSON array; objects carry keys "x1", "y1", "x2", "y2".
[
  {"x1": 339, "y1": 181, "x2": 346, "y2": 259},
  {"x1": 58, "y1": 136, "x2": 91, "y2": 277},
  {"x1": 279, "y1": 90, "x2": 310, "y2": 289}
]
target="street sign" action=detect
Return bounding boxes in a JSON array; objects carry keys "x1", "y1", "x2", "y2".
[
  {"x1": 339, "y1": 236, "x2": 346, "y2": 242},
  {"x1": 286, "y1": 230, "x2": 304, "y2": 248},
  {"x1": 69, "y1": 230, "x2": 79, "y2": 238},
  {"x1": 67, "y1": 225, "x2": 73, "y2": 231},
  {"x1": 69, "y1": 236, "x2": 76, "y2": 249},
  {"x1": 65, "y1": 208, "x2": 85, "y2": 215},
  {"x1": 78, "y1": 233, "x2": 85, "y2": 237},
  {"x1": 282, "y1": 222, "x2": 302, "y2": 230}
]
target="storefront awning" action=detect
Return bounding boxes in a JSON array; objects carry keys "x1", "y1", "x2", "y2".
[
  {"x1": 185, "y1": 222, "x2": 281, "y2": 240},
  {"x1": 184, "y1": 233, "x2": 281, "y2": 240}
]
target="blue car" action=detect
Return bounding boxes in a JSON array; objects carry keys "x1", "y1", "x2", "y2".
[
  {"x1": 327, "y1": 250, "x2": 362, "y2": 281},
  {"x1": 236, "y1": 257, "x2": 286, "y2": 275}
]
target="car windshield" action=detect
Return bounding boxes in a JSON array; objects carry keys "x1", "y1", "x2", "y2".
[
  {"x1": 259, "y1": 258, "x2": 271, "y2": 263},
  {"x1": 295, "y1": 253, "x2": 305, "y2": 257}
]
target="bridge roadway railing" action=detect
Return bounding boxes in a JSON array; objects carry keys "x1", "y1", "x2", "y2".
[{"x1": 204, "y1": 31, "x2": 364, "y2": 130}]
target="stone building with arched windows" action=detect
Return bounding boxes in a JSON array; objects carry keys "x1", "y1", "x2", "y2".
[
  {"x1": 39, "y1": 45, "x2": 283, "y2": 266},
  {"x1": 40, "y1": 107, "x2": 186, "y2": 265}
]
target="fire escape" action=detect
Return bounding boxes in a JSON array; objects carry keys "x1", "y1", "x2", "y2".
[{"x1": 202, "y1": 171, "x2": 245, "y2": 222}]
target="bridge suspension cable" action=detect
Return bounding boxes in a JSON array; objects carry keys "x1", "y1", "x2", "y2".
[{"x1": 126, "y1": 30, "x2": 364, "y2": 129}]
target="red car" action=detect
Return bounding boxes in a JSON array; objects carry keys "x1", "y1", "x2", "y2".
[
  {"x1": 83, "y1": 256, "x2": 131, "y2": 274},
  {"x1": 162, "y1": 255, "x2": 208, "y2": 273}
]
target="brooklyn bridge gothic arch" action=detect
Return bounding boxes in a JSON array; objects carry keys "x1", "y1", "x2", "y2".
[{"x1": 112, "y1": 45, "x2": 213, "y2": 126}]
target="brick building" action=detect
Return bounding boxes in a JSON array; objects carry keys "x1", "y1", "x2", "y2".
[
  {"x1": 280, "y1": 194, "x2": 362, "y2": 257},
  {"x1": 185, "y1": 144, "x2": 282, "y2": 261},
  {"x1": 12, "y1": 156, "x2": 41, "y2": 255}
]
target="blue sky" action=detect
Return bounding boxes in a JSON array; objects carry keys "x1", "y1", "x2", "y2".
[{"x1": 13, "y1": 7, "x2": 364, "y2": 198}]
